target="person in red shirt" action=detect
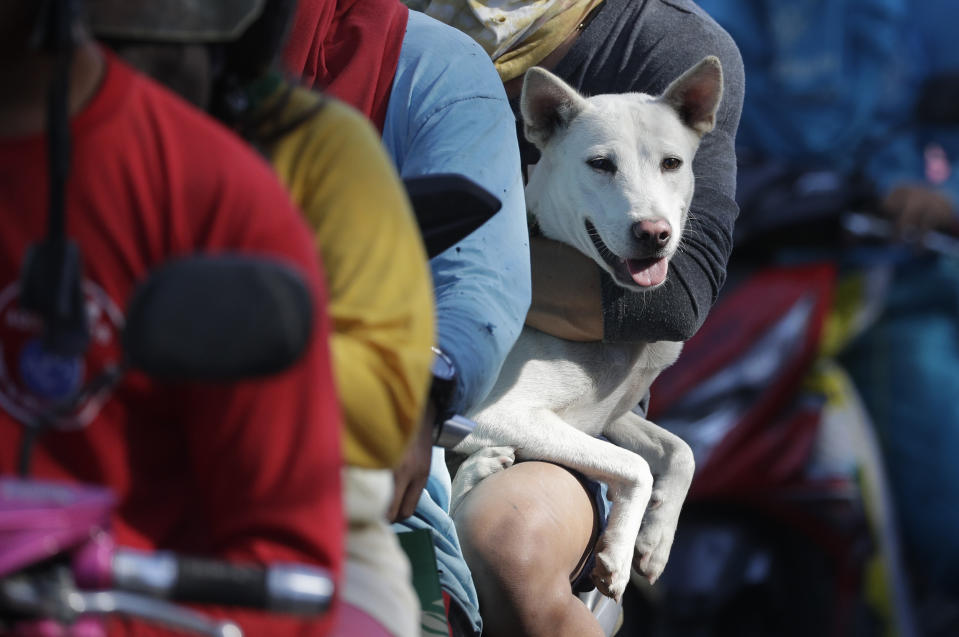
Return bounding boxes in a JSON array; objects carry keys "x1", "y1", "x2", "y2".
[{"x1": 0, "y1": 3, "x2": 344, "y2": 635}]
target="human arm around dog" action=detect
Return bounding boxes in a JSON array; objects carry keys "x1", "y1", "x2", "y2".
[
  {"x1": 526, "y1": 236, "x2": 604, "y2": 341},
  {"x1": 523, "y1": 0, "x2": 744, "y2": 343}
]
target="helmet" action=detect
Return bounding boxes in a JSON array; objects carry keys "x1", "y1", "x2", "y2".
[{"x1": 85, "y1": 0, "x2": 266, "y2": 42}]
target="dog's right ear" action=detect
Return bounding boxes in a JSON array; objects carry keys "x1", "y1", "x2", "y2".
[{"x1": 521, "y1": 67, "x2": 589, "y2": 148}]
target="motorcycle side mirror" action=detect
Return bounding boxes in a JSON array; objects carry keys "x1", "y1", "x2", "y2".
[
  {"x1": 404, "y1": 174, "x2": 502, "y2": 258},
  {"x1": 123, "y1": 255, "x2": 314, "y2": 381}
]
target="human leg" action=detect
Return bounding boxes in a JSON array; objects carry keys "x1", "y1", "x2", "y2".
[
  {"x1": 395, "y1": 448, "x2": 485, "y2": 635},
  {"x1": 342, "y1": 467, "x2": 420, "y2": 637},
  {"x1": 453, "y1": 461, "x2": 605, "y2": 637},
  {"x1": 458, "y1": 407, "x2": 654, "y2": 599},
  {"x1": 844, "y1": 258, "x2": 959, "y2": 594}
]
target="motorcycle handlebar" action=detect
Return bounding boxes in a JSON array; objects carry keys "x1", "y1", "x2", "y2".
[
  {"x1": 842, "y1": 211, "x2": 959, "y2": 258},
  {"x1": 111, "y1": 550, "x2": 334, "y2": 615}
]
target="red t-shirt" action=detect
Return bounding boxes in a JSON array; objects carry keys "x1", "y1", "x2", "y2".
[{"x1": 0, "y1": 53, "x2": 343, "y2": 635}]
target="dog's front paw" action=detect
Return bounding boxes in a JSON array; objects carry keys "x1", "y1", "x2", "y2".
[
  {"x1": 450, "y1": 446, "x2": 515, "y2": 512},
  {"x1": 632, "y1": 499, "x2": 680, "y2": 584},
  {"x1": 591, "y1": 535, "x2": 632, "y2": 602}
]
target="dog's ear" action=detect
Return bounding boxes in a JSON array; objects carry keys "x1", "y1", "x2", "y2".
[
  {"x1": 520, "y1": 67, "x2": 589, "y2": 148},
  {"x1": 661, "y1": 55, "x2": 724, "y2": 137}
]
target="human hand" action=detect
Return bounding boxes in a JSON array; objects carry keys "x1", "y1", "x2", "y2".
[
  {"x1": 881, "y1": 184, "x2": 957, "y2": 236},
  {"x1": 387, "y1": 400, "x2": 436, "y2": 522}
]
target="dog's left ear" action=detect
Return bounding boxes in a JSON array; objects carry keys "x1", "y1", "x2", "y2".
[
  {"x1": 521, "y1": 67, "x2": 589, "y2": 148},
  {"x1": 661, "y1": 55, "x2": 724, "y2": 137}
]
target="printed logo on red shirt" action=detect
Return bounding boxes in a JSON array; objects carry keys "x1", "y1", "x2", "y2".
[{"x1": 0, "y1": 280, "x2": 124, "y2": 429}]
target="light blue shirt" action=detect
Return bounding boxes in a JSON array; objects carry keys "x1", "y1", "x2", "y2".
[
  {"x1": 384, "y1": 11, "x2": 531, "y2": 634},
  {"x1": 383, "y1": 11, "x2": 531, "y2": 417}
]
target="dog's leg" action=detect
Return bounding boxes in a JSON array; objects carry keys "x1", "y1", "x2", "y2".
[
  {"x1": 449, "y1": 446, "x2": 516, "y2": 514},
  {"x1": 468, "y1": 408, "x2": 654, "y2": 602},
  {"x1": 604, "y1": 410, "x2": 695, "y2": 584}
]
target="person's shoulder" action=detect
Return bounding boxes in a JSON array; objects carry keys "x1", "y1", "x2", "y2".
[
  {"x1": 395, "y1": 10, "x2": 505, "y2": 99},
  {"x1": 125, "y1": 63, "x2": 305, "y2": 233},
  {"x1": 288, "y1": 89, "x2": 381, "y2": 147},
  {"x1": 648, "y1": 0, "x2": 742, "y2": 81},
  {"x1": 628, "y1": 0, "x2": 744, "y2": 111},
  {"x1": 274, "y1": 89, "x2": 393, "y2": 177},
  {"x1": 402, "y1": 10, "x2": 490, "y2": 63},
  {"x1": 125, "y1": 63, "x2": 273, "y2": 172},
  {"x1": 656, "y1": 0, "x2": 743, "y2": 77}
]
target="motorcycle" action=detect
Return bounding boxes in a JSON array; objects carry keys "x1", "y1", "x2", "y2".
[
  {"x1": 615, "y1": 163, "x2": 956, "y2": 637},
  {"x1": 1, "y1": 256, "x2": 335, "y2": 636}
]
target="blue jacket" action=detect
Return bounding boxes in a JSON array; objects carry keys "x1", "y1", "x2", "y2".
[
  {"x1": 697, "y1": 0, "x2": 959, "y2": 207},
  {"x1": 912, "y1": 2, "x2": 959, "y2": 202}
]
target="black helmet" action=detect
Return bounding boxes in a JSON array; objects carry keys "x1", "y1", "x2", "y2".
[{"x1": 85, "y1": 0, "x2": 266, "y2": 42}]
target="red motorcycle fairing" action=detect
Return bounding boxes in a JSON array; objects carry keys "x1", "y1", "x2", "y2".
[{"x1": 649, "y1": 263, "x2": 836, "y2": 497}]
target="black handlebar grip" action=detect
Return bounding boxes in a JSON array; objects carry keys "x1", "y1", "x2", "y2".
[
  {"x1": 171, "y1": 557, "x2": 269, "y2": 609},
  {"x1": 112, "y1": 550, "x2": 335, "y2": 615}
]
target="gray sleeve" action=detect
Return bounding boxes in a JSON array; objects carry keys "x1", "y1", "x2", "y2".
[{"x1": 555, "y1": 0, "x2": 745, "y2": 343}]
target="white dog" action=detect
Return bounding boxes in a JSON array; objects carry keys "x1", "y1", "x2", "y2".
[{"x1": 451, "y1": 56, "x2": 724, "y2": 602}]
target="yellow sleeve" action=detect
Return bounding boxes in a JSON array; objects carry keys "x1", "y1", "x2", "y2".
[{"x1": 271, "y1": 95, "x2": 435, "y2": 469}]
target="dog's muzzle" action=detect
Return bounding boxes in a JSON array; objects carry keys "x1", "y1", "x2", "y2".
[{"x1": 585, "y1": 219, "x2": 669, "y2": 288}]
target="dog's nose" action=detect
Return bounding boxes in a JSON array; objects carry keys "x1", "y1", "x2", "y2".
[{"x1": 632, "y1": 218, "x2": 672, "y2": 251}]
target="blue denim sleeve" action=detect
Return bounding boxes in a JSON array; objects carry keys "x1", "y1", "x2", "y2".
[{"x1": 384, "y1": 11, "x2": 531, "y2": 415}]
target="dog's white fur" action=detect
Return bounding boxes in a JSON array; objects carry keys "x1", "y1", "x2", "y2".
[{"x1": 451, "y1": 57, "x2": 724, "y2": 602}]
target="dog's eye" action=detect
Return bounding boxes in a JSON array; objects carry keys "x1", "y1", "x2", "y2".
[
  {"x1": 586, "y1": 157, "x2": 617, "y2": 174},
  {"x1": 661, "y1": 157, "x2": 683, "y2": 171}
]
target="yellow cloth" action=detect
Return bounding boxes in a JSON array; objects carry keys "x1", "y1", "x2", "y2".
[
  {"x1": 406, "y1": 0, "x2": 603, "y2": 81},
  {"x1": 259, "y1": 88, "x2": 435, "y2": 469}
]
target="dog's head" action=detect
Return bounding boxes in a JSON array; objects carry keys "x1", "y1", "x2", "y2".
[{"x1": 521, "y1": 56, "x2": 723, "y2": 291}]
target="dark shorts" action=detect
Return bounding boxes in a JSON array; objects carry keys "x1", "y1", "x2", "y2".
[{"x1": 567, "y1": 468, "x2": 610, "y2": 593}]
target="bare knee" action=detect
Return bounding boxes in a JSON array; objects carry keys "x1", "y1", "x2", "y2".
[
  {"x1": 455, "y1": 485, "x2": 559, "y2": 586},
  {"x1": 452, "y1": 462, "x2": 599, "y2": 636},
  {"x1": 456, "y1": 508, "x2": 587, "y2": 636}
]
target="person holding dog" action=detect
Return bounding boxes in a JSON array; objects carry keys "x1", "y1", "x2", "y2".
[{"x1": 404, "y1": 1, "x2": 745, "y2": 635}]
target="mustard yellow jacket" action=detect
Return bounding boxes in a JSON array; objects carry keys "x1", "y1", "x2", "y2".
[{"x1": 258, "y1": 86, "x2": 434, "y2": 469}]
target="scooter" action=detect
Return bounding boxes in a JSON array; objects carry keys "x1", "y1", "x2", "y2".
[
  {"x1": 1, "y1": 256, "x2": 334, "y2": 636},
  {"x1": 616, "y1": 164, "x2": 941, "y2": 636}
]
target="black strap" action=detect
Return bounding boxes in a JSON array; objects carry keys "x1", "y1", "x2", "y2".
[
  {"x1": 16, "y1": 0, "x2": 88, "y2": 475},
  {"x1": 18, "y1": 0, "x2": 89, "y2": 359},
  {"x1": 247, "y1": 86, "x2": 328, "y2": 150},
  {"x1": 44, "y1": 0, "x2": 74, "y2": 247}
]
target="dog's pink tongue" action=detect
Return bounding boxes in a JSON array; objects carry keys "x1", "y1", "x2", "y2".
[{"x1": 627, "y1": 257, "x2": 668, "y2": 287}]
